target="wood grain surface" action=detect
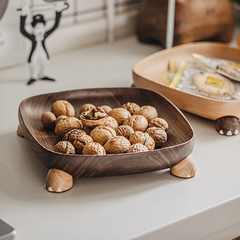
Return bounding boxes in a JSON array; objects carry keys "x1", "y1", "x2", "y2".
[
  {"x1": 133, "y1": 42, "x2": 240, "y2": 120},
  {"x1": 18, "y1": 88, "x2": 194, "y2": 178}
]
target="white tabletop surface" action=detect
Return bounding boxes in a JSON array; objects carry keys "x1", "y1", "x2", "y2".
[{"x1": 0, "y1": 36, "x2": 240, "y2": 240}]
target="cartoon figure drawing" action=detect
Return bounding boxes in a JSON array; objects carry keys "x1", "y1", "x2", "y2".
[{"x1": 20, "y1": 3, "x2": 67, "y2": 85}]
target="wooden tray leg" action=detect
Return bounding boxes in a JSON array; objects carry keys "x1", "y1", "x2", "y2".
[
  {"x1": 170, "y1": 155, "x2": 197, "y2": 178},
  {"x1": 216, "y1": 116, "x2": 239, "y2": 136},
  {"x1": 44, "y1": 169, "x2": 73, "y2": 193},
  {"x1": 17, "y1": 124, "x2": 24, "y2": 137}
]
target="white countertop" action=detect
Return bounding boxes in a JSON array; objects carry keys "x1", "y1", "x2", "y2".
[{"x1": 1, "y1": 36, "x2": 240, "y2": 240}]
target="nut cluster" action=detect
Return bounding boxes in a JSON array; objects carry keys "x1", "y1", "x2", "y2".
[{"x1": 41, "y1": 100, "x2": 169, "y2": 156}]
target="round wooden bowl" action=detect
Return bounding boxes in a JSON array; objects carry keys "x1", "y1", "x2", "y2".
[{"x1": 18, "y1": 88, "x2": 194, "y2": 178}]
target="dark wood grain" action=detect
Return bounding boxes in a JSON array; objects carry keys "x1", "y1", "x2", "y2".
[
  {"x1": 216, "y1": 116, "x2": 239, "y2": 136},
  {"x1": 18, "y1": 88, "x2": 194, "y2": 178}
]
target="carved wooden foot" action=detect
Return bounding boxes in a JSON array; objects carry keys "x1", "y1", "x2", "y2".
[
  {"x1": 170, "y1": 155, "x2": 197, "y2": 178},
  {"x1": 17, "y1": 124, "x2": 24, "y2": 137},
  {"x1": 216, "y1": 116, "x2": 239, "y2": 136},
  {"x1": 44, "y1": 169, "x2": 73, "y2": 193}
]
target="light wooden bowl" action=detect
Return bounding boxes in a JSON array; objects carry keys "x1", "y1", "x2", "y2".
[
  {"x1": 133, "y1": 42, "x2": 240, "y2": 136},
  {"x1": 18, "y1": 88, "x2": 196, "y2": 192}
]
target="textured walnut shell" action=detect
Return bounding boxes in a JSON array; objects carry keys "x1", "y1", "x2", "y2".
[
  {"x1": 149, "y1": 118, "x2": 169, "y2": 132},
  {"x1": 126, "y1": 143, "x2": 148, "y2": 153},
  {"x1": 55, "y1": 117, "x2": 83, "y2": 138},
  {"x1": 90, "y1": 126, "x2": 116, "y2": 146},
  {"x1": 54, "y1": 141, "x2": 75, "y2": 154},
  {"x1": 129, "y1": 131, "x2": 155, "y2": 150},
  {"x1": 102, "y1": 116, "x2": 118, "y2": 130},
  {"x1": 62, "y1": 129, "x2": 87, "y2": 143},
  {"x1": 108, "y1": 108, "x2": 131, "y2": 125},
  {"x1": 41, "y1": 111, "x2": 56, "y2": 129},
  {"x1": 146, "y1": 127, "x2": 167, "y2": 148},
  {"x1": 134, "y1": 106, "x2": 158, "y2": 122},
  {"x1": 51, "y1": 100, "x2": 75, "y2": 117},
  {"x1": 79, "y1": 103, "x2": 95, "y2": 115},
  {"x1": 116, "y1": 125, "x2": 134, "y2": 139},
  {"x1": 100, "y1": 105, "x2": 112, "y2": 114},
  {"x1": 123, "y1": 115, "x2": 148, "y2": 132},
  {"x1": 82, "y1": 142, "x2": 106, "y2": 155},
  {"x1": 55, "y1": 115, "x2": 68, "y2": 126},
  {"x1": 104, "y1": 136, "x2": 131, "y2": 154},
  {"x1": 73, "y1": 135, "x2": 94, "y2": 154},
  {"x1": 122, "y1": 102, "x2": 140, "y2": 115}
]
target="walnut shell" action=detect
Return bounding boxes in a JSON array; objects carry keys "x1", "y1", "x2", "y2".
[
  {"x1": 90, "y1": 126, "x2": 116, "y2": 146},
  {"x1": 148, "y1": 118, "x2": 169, "y2": 132},
  {"x1": 55, "y1": 115, "x2": 68, "y2": 126},
  {"x1": 102, "y1": 116, "x2": 118, "y2": 130},
  {"x1": 116, "y1": 125, "x2": 134, "y2": 139},
  {"x1": 54, "y1": 141, "x2": 75, "y2": 154},
  {"x1": 62, "y1": 129, "x2": 87, "y2": 143},
  {"x1": 126, "y1": 143, "x2": 148, "y2": 153},
  {"x1": 146, "y1": 127, "x2": 167, "y2": 148},
  {"x1": 123, "y1": 115, "x2": 148, "y2": 132},
  {"x1": 108, "y1": 108, "x2": 131, "y2": 125},
  {"x1": 79, "y1": 103, "x2": 95, "y2": 115},
  {"x1": 104, "y1": 136, "x2": 131, "y2": 154},
  {"x1": 129, "y1": 131, "x2": 155, "y2": 150},
  {"x1": 82, "y1": 142, "x2": 106, "y2": 155},
  {"x1": 41, "y1": 111, "x2": 56, "y2": 129},
  {"x1": 122, "y1": 102, "x2": 140, "y2": 115},
  {"x1": 134, "y1": 106, "x2": 158, "y2": 122},
  {"x1": 73, "y1": 135, "x2": 94, "y2": 154},
  {"x1": 80, "y1": 107, "x2": 108, "y2": 128},
  {"x1": 55, "y1": 117, "x2": 83, "y2": 138},
  {"x1": 51, "y1": 100, "x2": 75, "y2": 117},
  {"x1": 100, "y1": 105, "x2": 112, "y2": 114}
]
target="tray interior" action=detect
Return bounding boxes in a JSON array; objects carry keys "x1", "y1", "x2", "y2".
[{"x1": 19, "y1": 88, "x2": 194, "y2": 153}]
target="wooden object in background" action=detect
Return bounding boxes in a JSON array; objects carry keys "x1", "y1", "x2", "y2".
[
  {"x1": 45, "y1": 169, "x2": 73, "y2": 193},
  {"x1": 136, "y1": 0, "x2": 234, "y2": 47},
  {"x1": 133, "y1": 42, "x2": 240, "y2": 136},
  {"x1": 170, "y1": 155, "x2": 197, "y2": 178},
  {"x1": 216, "y1": 116, "x2": 239, "y2": 136},
  {"x1": 17, "y1": 124, "x2": 24, "y2": 137},
  {"x1": 18, "y1": 88, "x2": 195, "y2": 192}
]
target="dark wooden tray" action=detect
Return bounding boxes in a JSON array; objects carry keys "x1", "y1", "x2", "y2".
[{"x1": 18, "y1": 88, "x2": 196, "y2": 192}]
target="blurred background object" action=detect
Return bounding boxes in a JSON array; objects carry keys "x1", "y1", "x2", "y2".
[
  {"x1": 0, "y1": 0, "x2": 8, "y2": 20},
  {"x1": 136, "y1": 0, "x2": 235, "y2": 48}
]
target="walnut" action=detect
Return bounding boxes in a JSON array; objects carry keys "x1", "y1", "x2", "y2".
[
  {"x1": 100, "y1": 105, "x2": 112, "y2": 114},
  {"x1": 108, "y1": 108, "x2": 131, "y2": 125},
  {"x1": 54, "y1": 141, "x2": 75, "y2": 154},
  {"x1": 123, "y1": 115, "x2": 148, "y2": 132},
  {"x1": 62, "y1": 129, "x2": 87, "y2": 143},
  {"x1": 55, "y1": 117, "x2": 83, "y2": 138},
  {"x1": 129, "y1": 131, "x2": 155, "y2": 150},
  {"x1": 134, "y1": 106, "x2": 158, "y2": 122},
  {"x1": 80, "y1": 107, "x2": 108, "y2": 128},
  {"x1": 41, "y1": 111, "x2": 56, "y2": 129},
  {"x1": 73, "y1": 135, "x2": 94, "y2": 154},
  {"x1": 102, "y1": 116, "x2": 118, "y2": 130},
  {"x1": 55, "y1": 115, "x2": 68, "y2": 126},
  {"x1": 127, "y1": 143, "x2": 148, "y2": 153},
  {"x1": 146, "y1": 127, "x2": 167, "y2": 148},
  {"x1": 79, "y1": 103, "x2": 95, "y2": 115},
  {"x1": 149, "y1": 118, "x2": 169, "y2": 132},
  {"x1": 122, "y1": 102, "x2": 140, "y2": 115},
  {"x1": 104, "y1": 136, "x2": 131, "y2": 154},
  {"x1": 51, "y1": 100, "x2": 75, "y2": 117},
  {"x1": 116, "y1": 125, "x2": 134, "y2": 139},
  {"x1": 90, "y1": 126, "x2": 116, "y2": 146},
  {"x1": 82, "y1": 142, "x2": 106, "y2": 155}
]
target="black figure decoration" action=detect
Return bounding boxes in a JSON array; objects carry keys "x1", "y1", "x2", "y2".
[{"x1": 20, "y1": 3, "x2": 68, "y2": 85}]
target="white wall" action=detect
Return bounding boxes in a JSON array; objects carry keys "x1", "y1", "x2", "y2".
[{"x1": 0, "y1": 0, "x2": 140, "y2": 69}]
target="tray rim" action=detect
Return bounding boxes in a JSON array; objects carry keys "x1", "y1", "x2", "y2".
[{"x1": 133, "y1": 42, "x2": 240, "y2": 120}]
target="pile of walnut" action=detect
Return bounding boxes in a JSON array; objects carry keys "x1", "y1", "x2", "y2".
[{"x1": 41, "y1": 100, "x2": 169, "y2": 155}]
